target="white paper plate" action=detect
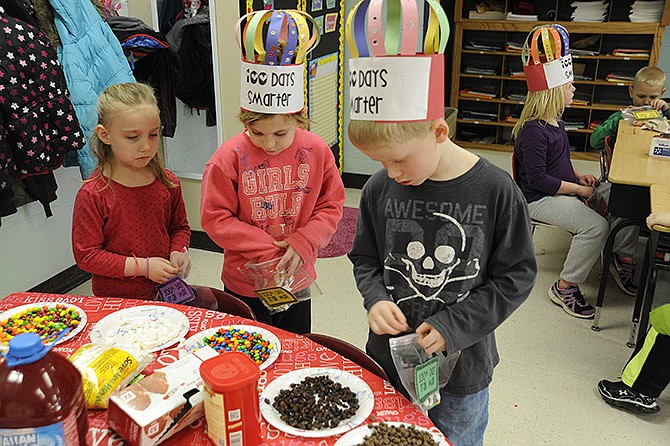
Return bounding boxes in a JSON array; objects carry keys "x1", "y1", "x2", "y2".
[
  {"x1": 181, "y1": 324, "x2": 281, "y2": 370},
  {"x1": 261, "y1": 367, "x2": 374, "y2": 438},
  {"x1": 334, "y1": 422, "x2": 450, "y2": 445},
  {"x1": 0, "y1": 302, "x2": 87, "y2": 348},
  {"x1": 90, "y1": 305, "x2": 189, "y2": 352}
]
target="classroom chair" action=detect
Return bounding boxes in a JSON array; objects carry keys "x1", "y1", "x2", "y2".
[
  {"x1": 198, "y1": 287, "x2": 257, "y2": 320},
  {"x1": 445, "y1": 107, "x2": 458, "y2": 140},
  {"x1": 303, "y1": 332, "x2": 389, "y2": 381},
  {"x1": 599, "y1": 135, "x2": 614, "y2": 183}
]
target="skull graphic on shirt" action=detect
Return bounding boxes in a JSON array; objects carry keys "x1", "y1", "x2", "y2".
[{"x1": 384, "y1": 212, "x2": 482, "y2": 305}]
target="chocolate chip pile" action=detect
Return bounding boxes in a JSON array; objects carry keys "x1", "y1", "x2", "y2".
[
  {"x1": 354, "y1": 422, "x2": 439, "y2": 446},
  {"x1": 268, "y1": 375, "x2": 359, "y2": 430}
]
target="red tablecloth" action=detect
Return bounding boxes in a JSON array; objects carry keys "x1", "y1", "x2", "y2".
[{"x1": 0, "y1": 292, "x2": 449, "y2": 445}]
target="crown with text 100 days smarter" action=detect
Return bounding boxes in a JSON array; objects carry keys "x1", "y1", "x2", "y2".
[
  {"x1": 522, "y1": 24, "x2": 573, "y2": 92},
  {"x1": 346, "y1": 0, "x2": 449, "y2": 122},
  {"x1": 235, "y1": 9, "x2": 320, "y2": 114}
]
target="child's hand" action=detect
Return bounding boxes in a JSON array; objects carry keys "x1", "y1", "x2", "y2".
[
  {"x1": 647, "y1": 212, "x2": 670, "y2": 230},
  {"x1": 170, "y1": 247, "x2": 191, "y2": 278},
  {"x1": 416, "y1": 322, "x2": 446, "y2": 354},
  {"x1": 273, "y1": 240, "x2": 304, "y2": 275},
  {"x1": 577, "y1": 185, "x2": 595, "y2": 199},
  {"x1": 367, "y1": 301, "x2": 410, "y2": 335},
  {"x1": 650, "y1": 98, "x2": 669, "y2": 112},
  {"x1": 147, "y1": 257, "x2": 179, "y2": 284},
  {"x1": 577, "y1": 174, "x2": 598, "y2": 187}
]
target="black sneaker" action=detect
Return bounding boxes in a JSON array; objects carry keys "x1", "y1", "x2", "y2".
[
  {"x1": 610, "y1": 254, "x2": 638, "y2": 296},
  {"x1": 598, "y1": 380, "x2": 660, "y2": 414},
  {"x1": 547, "y1": 281, "x2": 595, "y2": 319}
]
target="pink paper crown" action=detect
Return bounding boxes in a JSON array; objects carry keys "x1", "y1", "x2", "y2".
[
  {"x1": 346, "y1": 0, "x2": 450, "y2": 121},
  {"x1": 522, "y1": 24, "x2": 574, "y2": 92}
]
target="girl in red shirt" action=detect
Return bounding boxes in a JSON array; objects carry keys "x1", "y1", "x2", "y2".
[{"x1": 72, "y1": 83, "x2": 215, "y2": 308}]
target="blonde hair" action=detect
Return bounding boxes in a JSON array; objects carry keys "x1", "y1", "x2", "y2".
[
  {"x1": 237, "y1": 110, "x2": 311, "y2": 129},
  {"x1": 512, "y1": 84, "x2": 568, "y2": 139},
  {"x1": 89, "y1": 83, "x2": 175, "y2": 188},
  {"x1": 348, "y1": 120, "x2": 434, "y2": 152},
  {"x1": 633, "y1": 66, "x2": 667, "y2": 90}
]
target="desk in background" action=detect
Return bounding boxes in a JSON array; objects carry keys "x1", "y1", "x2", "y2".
[
  {"x1": 607, "y1": 120, "x2": 670, "y2": 218},
  {"x1": 593, "y1": 121, "x2": 670, "y2": 345},
  {"x1": 0, "y1": 292, "x2": 449, "y2": 446}
]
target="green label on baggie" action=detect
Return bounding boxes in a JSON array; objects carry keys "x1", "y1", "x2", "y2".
[
  {"x1": 254, "y1": 287, "x2": 299, "y2": 308},
  {"x1": 415, "y1": 356, "x2": 440, "y2": 404}
]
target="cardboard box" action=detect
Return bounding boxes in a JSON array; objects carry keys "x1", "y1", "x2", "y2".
[
  {"x1": 649, "y1": 133, "x2": 670, "y2": 158},
  {"x1": 108, "y1": 346, "x2": 218, "y2": 446}
]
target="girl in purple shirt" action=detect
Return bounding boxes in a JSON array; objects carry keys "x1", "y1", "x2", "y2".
[{"x1": 512, "y1": 81, "x2": 638, "y2": 319}]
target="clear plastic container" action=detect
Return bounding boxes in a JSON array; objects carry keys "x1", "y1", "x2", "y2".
[{"x1": 0, "y1": 332, "x2": 88, "y2": 445}]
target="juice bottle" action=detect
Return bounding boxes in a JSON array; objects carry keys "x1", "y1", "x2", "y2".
[{"x1": 0, "y1": 332, "x2": 88, "y2": 445}]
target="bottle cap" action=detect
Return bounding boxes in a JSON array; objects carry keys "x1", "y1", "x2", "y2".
[
  {"x1": 200, "y1": 351, "x2": 260, "y2": 393},
  {"x1": 6, "y1": 333, "x2": 50, "y2": 367},
  {"x1": 5, "y1": 330, "x2": 68, "y2": 367}
]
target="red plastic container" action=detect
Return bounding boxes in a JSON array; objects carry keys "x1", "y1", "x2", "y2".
[
  {"x1": 0, "y1": 332, "x2": 88, "y2": 445},
  {"x1": 199, "y1": 351, "x2": 261, "y2": 446}
]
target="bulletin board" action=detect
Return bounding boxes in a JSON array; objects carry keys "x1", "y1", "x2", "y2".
[{"x1": 241, "y1": 0, "x2": 345, "y2": 170}]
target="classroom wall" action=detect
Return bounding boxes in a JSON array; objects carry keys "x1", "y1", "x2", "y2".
[{"x1": 0, "y1": 167, "x2": 82, "y2": 296}]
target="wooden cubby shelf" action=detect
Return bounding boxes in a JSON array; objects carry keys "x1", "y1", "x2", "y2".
[{"x1": 451, "y1": 0, "x2": 669, "y2": 159}]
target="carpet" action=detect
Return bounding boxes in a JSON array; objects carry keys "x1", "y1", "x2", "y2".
[{"x1": 318, "y1": 206, "x2": 358, "y2": 258}]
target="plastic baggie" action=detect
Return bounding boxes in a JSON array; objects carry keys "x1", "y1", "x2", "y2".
[
  {"x1": 68, "y1": 343, "x2": 153, "y2": 409},
  {"x1": 621, "y1": 105, "x2": 664, "y2": 126},
  {"x1": 238, "y1": 257, "x2": 322, "y2": 314},
  {"x1": 389, "y1": 333, "x2": 461, "y2": 413},
  {"x1": 171, "y1": 247, "x2": 191, "y2": 279}
]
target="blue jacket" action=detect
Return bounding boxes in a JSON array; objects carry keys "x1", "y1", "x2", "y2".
[{"x1": 50, "y1": 0, "x2": 135, "y2": 179}]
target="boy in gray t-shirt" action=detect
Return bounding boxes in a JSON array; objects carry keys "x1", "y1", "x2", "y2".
[{"x1": 348, "y1": 117, "x2": 537, "y2": 445}]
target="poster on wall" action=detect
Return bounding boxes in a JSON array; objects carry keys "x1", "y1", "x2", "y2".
[
  {"x1": 309, "y1": 53, "x2": 339, "y2": 147},
  {"x1": 241, "y1": 0, "x2": 344, "y2": 169}
]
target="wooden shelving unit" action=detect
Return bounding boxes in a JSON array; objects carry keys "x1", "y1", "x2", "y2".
[{"x1": 450, "y1": 0, "x2": 669, "y2": 160}]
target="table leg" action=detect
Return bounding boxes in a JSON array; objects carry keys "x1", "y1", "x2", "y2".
[
  {"x1": 630, "y1": 231, "x2": 660, "y2": 348},
  {"x1": 592, "y1": 218, "x2": 643, "y2": 331}
]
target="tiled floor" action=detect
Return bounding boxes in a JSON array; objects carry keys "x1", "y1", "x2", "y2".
[{"x1": 69, "y1": 188, "x2": 670, "y2": 445}]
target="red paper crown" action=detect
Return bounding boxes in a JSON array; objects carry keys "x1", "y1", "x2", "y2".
[{"x1": 522, "y1": 24, "x2": 573, "y2": 92}]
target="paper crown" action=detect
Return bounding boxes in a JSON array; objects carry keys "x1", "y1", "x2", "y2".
[
  {"x1": 522, "y1": 24, "x2": 573, "y2": 92},
  {"x1": 235, "y1": 9, "x2": 320, "y2": 114},
  {"x1": 346, "y1": 0, "x2": 450, "y2": 122}
]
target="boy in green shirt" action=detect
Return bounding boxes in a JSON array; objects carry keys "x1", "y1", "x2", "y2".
[
  {"x1": 589, "y1": 66, "x2": 669, "y2": 296},
  {"x1": 590, "y1": 66, "x2": 670, "y2": 150}
]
